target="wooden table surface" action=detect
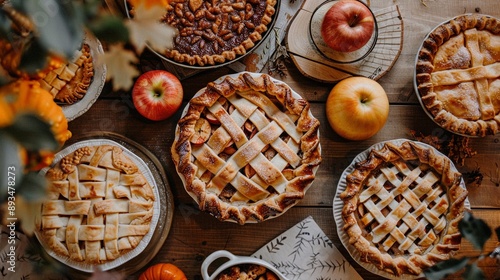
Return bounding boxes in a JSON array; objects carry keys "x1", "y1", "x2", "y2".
[{"x1": 67, "y1": 0, "x2": 500, "y2": 279}]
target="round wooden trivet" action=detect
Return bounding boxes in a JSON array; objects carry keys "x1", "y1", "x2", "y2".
[{"x1": 286, "y1": 0, "x2": 403, "y2": 83}]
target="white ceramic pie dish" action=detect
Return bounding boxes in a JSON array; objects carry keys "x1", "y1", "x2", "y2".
[
  {"x1": 34, "y1": 139, "x2": 161, "y2": 273},
  {"x1": 201, "y1": 250, "x2": 288, "y2": 280},
  {"x1": 61, "y1": 31, "x2": 106, "y2": 122},
  {"x1": 333, "y1": 138, "x2": 470, "y2": 280}
]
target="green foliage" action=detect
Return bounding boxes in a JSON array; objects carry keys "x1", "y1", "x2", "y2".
[
  {"x1": 16, "y1": 171, "x2": 48, "y2": 202},
  {"x1": 424, "y1": 212, "x2": 498, "y2": 279},
  {"x1": 12, "y1": 0, "x2": 84, "y2": 58},
  {"x1": 424, "y1": 257, "x2": 469, "y2": 280},
  {"x1": 0, "y1": 113, "x2": 57, "y2": 201},
  {"x1": 0, "y1": 131, "x2": 24, "y2": 201},
  {"x1": 87, "y1": 15, "x2": 129, "y2": 44},
  {"x1": 462, "y1": 263, "x2": 485, "y2": 280},
  {"x1": 459, "y1": 211, "x2": 492, "y2": 251},
  {"x1": 2, "y1": 113, "x2": 58, "y2": 151},
  {"x1": 0, "y1": 10, "x2": 10, "y2": 40},
  {"x1": 18, "y1": 38, "x2": 50, "y2": 75},
  {"x1": 1, "y1": 0, "x2": 132, "y2": 79}
]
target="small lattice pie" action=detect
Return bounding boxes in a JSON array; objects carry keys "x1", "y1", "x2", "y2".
[
  {"x1": 158, "y1": 0, "x2": 277, "y2": 66},
  {"x1": 36, "y1": 144, "x2": 155, "y2": 264},
  {"x1": 340, "y1": 140, "x2": 468, "y2": 276},
  {"x1": 415, "y1": 14, "x2": 500, "y2": 136},
  {"x1": 38, "y1": 43, "x2": 94, "y2": 104},
  {"x1": 171, "y1": 73, "x2": 321, "y2": 224}
]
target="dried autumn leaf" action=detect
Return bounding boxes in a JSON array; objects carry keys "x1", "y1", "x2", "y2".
[
  {"x1": 125, "y1": 2, "x2": 176, "y2": 54},
  {"x1": 102, "y1": 43, "x2": 140, "y2": 91}
]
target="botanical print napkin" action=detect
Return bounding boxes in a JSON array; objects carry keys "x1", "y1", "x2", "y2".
[{"x1": 252, "y1": 216, "x2": 362, "y2": 280}]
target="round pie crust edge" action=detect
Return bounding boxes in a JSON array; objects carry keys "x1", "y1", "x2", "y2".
[
  {"x1": 415, "y1": 13, "x2": 500, "y2": 137},
  {"x1": 339, "y1": 140, "x2": 468, "y2": 277}
]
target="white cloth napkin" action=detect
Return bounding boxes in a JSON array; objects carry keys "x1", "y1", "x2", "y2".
[{"x1": 252, "y1": 216, "x2": 362, "y2": 280}]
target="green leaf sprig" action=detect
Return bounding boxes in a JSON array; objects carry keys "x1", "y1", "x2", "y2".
[{"x1": 424, "y1": 212, "x2": 499, "y2": 280}]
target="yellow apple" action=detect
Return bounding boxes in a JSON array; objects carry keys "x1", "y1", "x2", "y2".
[{"x1": 326, "y1": 76, "x2": 389, "y2": 140}]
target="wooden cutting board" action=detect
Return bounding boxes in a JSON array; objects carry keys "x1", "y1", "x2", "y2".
[{"x1": 286, "y1": 0, "x2": 403, "y2": 83}]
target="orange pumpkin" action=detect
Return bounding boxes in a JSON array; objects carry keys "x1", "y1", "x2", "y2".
[
  {"x1": 0, "y1": 79, "x2": 72, "y2": 145},
  {"x1": 139, "y1": 263, "x2": 187, "y2": 280},
  {"x1": 0, "y1": 96, "x2": 14, "y2": 127}
]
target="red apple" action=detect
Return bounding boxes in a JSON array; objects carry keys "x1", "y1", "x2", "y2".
[
  {"x1": 320, "y1": 0, "x2": 375, "y2": 53},
  {"x1": 326, "y1": 76, "x2": 389, "y2": 141},
  {"x1": 132, "y1": 70, "x2": 183, "y2": 121}
]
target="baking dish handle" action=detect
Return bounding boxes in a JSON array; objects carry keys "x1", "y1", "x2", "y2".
[{"x1": 201, "y1": 250, "x2": 237, "y2": 280}]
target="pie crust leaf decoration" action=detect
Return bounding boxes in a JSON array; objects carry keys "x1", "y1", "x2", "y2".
[
  {"x1": 416, "y1": 14, "x2": 500, "y2": 136},
  {"x1": 158, "y1": 0, "x2": 277, "y2": 66},
  {"x1": 340, "y1": 140, "x2": 468, "y2": 277},
  {"x1": 37, "y1": 145, "x2": 155, "y2": 264},
  {"x1": 171, "y1": 73, "x2": 321, "y2": 224}
]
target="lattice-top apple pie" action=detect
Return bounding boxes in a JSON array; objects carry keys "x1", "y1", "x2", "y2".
[
  {"x1": 415, "y1": 14, "x2": 500, "y2": 136},
  {"x1": 36, "y1": 144, "x2": 155, "y2": 264},
  {"x1": 339, "y1": 140, "x2": 468, "y2": 276},
  {"x1": 171, "y1": 72, "x2": 321, "y2": 224}
]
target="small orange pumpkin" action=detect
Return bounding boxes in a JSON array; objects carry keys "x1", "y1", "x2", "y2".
[
  {"x1": 0, "y1": 96, "x2": 14, "y2": 127},
  {"x1": 139, "y1": 263, "x2": 187, "y2": 280},
  {"x1": 0, "y1": 79, "x2": 72, "y2": 145}
]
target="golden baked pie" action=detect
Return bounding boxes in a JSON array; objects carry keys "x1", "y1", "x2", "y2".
[
  {"x1": 415, "y1": 14, "x2": 500, "y2": 137},
  {"x1": 340, "y1": 140, "x2": 468, "y2": 276},
  {"x1": 171, "y1": 72, "x2": 321, "y2": 224},
  {"x1": 159, "y1": 0, "x2": 277, "y2": 66},
  {"x1": 38, "y1": 43, "x2": 94, "y2": 104},
  {"x1": 36, "y1": 144, "x2": 155, "y2": 264}
]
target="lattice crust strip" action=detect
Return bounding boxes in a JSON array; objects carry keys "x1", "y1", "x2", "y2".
[
  {"x1": 37, "y1": 145, "x2": 155, "y2": 264},
  {"x1": 172, "y1": 73, "x2": 321, "y2": 224},
  {"x1": 340, "y1": 140, "x2": 468, "y2": 277}
]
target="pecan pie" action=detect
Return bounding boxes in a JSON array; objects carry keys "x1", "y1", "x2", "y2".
[
  {"x1": 171, "y1": 72, "x2": 321, "y2": 224},
  {"x1": 415, "y1": 14, "x2": 500, "y2": 136},
  {"x1": 160, "y1": 0, "x2": 277, "y2": 66},
  {"x1": 36, "y1": 144, "x2": 156, "y2": 264},
  {"x1": 339, "y1": 140, "x2": 468, "y2": 276}
]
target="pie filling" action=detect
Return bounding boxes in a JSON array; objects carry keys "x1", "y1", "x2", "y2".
[
  {"x1": 172, "y1": 73, "x2": 321, "y2": 224},
  {"x1": 36, "y1": 145, "x2": 156, "y2": 264}
]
